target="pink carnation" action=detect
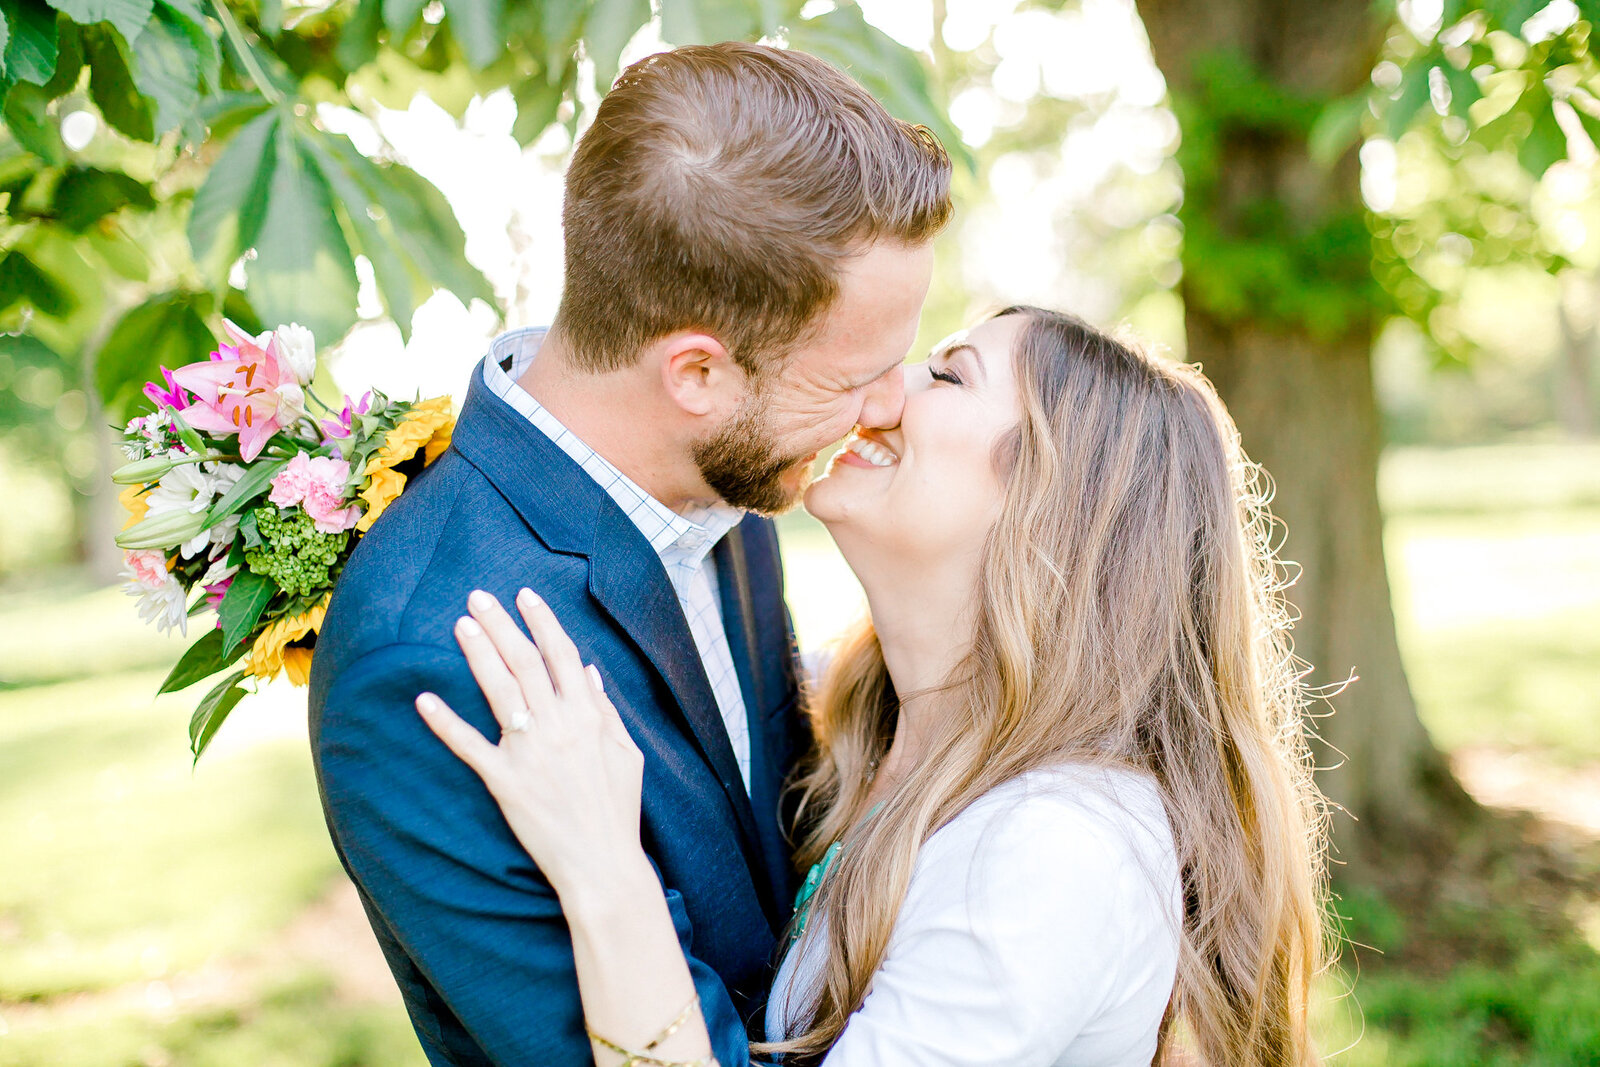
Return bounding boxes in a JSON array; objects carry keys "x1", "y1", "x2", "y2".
[
  {"x1": 268, "y1": 451, "x2": 362, "y2": 534},
  {"x1": 123, "y1": 549, "x2": 170, "y2": 589},
  {"x1": 268, "y1": 453, "x2": 314, "y2": 508}
]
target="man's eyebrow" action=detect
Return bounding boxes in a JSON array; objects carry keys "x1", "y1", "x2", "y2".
[{"x1": 847, "y1": 358, "x2": 905, "y2": 390}]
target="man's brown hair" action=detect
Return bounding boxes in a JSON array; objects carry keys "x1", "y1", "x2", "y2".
[{"x1": 553, "y1": 42, "x2": 953, "y2": 374}]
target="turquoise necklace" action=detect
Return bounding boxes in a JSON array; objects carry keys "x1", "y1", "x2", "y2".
[{"x1": 789, "y1": 802, "x2": 883, "y2": 945}]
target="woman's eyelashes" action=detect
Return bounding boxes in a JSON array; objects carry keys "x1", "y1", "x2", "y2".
[{"x1": 929, "y1": 365, "x2": 962, "y2": 386}]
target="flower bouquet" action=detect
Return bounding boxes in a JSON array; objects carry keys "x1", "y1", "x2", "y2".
[{"x1": 113, "y1": 320, "x2": 453, "y2": 760}]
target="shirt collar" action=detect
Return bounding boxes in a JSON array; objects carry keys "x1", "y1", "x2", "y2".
[{"x1": 482, "y1": 329, "x2": 743, "y2": 566}]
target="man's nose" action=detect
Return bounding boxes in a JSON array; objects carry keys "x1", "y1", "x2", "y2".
[{"x1": 857, "y1": 364, "x2": 906, "y2": 430}]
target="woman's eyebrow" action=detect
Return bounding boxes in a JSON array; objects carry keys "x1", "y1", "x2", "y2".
[{"x1": 936, "y1": 343, "x2": 985, "y2": 382}]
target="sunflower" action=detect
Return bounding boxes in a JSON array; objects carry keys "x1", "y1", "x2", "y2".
[
  {"x1": 246, "y1": 595, "x2": 330, "y2": 685},
  {"x1": 119, "y1": 484, "x2": 151, "y2": 530},
  {"x1": 357, "y1": 396, "x2": 455, "y2": 533}
]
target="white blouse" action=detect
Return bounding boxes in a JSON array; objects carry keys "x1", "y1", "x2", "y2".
[{"x1": 765, "y1": 764, "x2": 1182, "y2": 1067}]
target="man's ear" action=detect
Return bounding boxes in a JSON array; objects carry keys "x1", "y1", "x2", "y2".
[{"x1": 656, "y1": 331, "x2": 744, "y2": 417}]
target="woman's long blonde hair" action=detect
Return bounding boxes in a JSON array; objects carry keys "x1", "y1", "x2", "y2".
[{"x1": 761, "y1": 308, "x2": 1329, "y2": 1065}]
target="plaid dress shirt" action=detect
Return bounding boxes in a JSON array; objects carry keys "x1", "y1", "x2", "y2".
[{"x1": 482, "y1": 328, "x2": 752, "y2": 791}]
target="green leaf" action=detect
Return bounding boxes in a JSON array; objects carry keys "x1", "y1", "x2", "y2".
[
  {"x1": 83, "y1": 222, "x2": 149, "y2": 279},
  {"x1": 198, "y1": 90, "x2": 271, "y2": 135},
  {"x1": 218, "y1": 566, "x2": 273, "y2": 653},
  {"x1": 220, "y1": 284, "x2": 260, "y2": 333},
  {"x1": 187, "y1": 107, "x2": 277, "y2": 281},
  {"x1": 381, "y1": 0, "x2": 426, "y2": 36},
  {"x1": 39, "y1": 15, "x2": 80, "y2": 96},
  {"x1": 440, "y1": 0, "x2": 501, "y2": 70},
  {"x1": 202, "y1": 453, "x2": 286, "y2": 530},
  {"x1": 334, "y1": 0, "x2": 382, "y2": 71},
  {"x1": 189, "y1": 668, "x2": 247, "y2": 759},
  {"x1": 160, "y1": 625, "x2": 248, "y2": 693},
  {"x1": 1308, "y1": 93, "x2": 1367, "y2": 167},
  {"x1": 92, "y1": 290, "x2": 214, "y2": 420},
  {"x1": 82, "y1": 22, "x2": 153, "y2": 141},
  {"x1": 1443, "y1": 63, "x2": 1480, "y2": 120},
  {"x1": 297, "y1": 126, "x2": 421, "y2": 338},
  {"x1": 1, "y1": 0, "x2": 60, "y2": 86},
  {"x1": 1575, "y1": 105, "x2": 1600, "y2": 155},
  {"x1": 1518, "y1": 101, "x2": 1568, "y2": 177},
  {"x1": 586, "y1": 0, "x2": 649, "y2": 88},
  {"x1": 129, "y1": 3, "x2": 200, "y2": 133},
  {"x1": 539, "y1": 0, "x2": 584, "y2": 73},
  {"x1": 1385, "y1": 63, "x2": 1435, "y2": 141},
  {"x1": 0, "y1": 248, "x2": 72, "y2": 316},
  {"x1": 785, "y1": 4, "x2": 971, "y2": 171},
  {"x1": 320, "y1": 131, "x2": 494, "y2": 308},
  {"x1": 660, "y1": 0, "x2": 760, "y2": 45},
  {"x1": 244, "y1": 120, "x2": 359, "y2": 346},
  {"x1": 52, "y1": 164, "x2": 154, "y2": 229},
  {"x1": 156, "y1": 0, "x2": 215, "y2": 91},
  {"x1": 2, "y1": 79, "x2": 61, "y2": 161},
  {"x1": 156, "y1": 0, "x2": 202, "y2": 26},
  {"x1": 1499, "y1": 0, "x2": 1546, "y2": 33},
  {"x1": 46, "y1": 0, "x2": 151, "y2": 44},
  {"x1": 236, "y1": 507, "x2": 259, "y2": 549},
  {"x1": 510, "y1": 60, "x2": 569, "y2": 144}
]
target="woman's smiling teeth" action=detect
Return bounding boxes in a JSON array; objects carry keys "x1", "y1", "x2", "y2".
[{"x1": 842, "y1": 431, "x2": 899, "y2": 468}]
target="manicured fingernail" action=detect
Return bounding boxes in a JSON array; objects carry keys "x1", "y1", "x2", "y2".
[
  {"x1": 517, "y1": 587, "x2": 540, "y2": 607},
  {"x1": 457, "y1": 616, "x2": 481, "y2": 636},
  {"x1": 586, "y1": 664, "x2": 604, "y2": 693},
  {"x1": 416, "y1": 693, "x2": 440, "y2": 713},
  {"x1": 468, "y1": 589, "x2": 495, "y2": 612}
]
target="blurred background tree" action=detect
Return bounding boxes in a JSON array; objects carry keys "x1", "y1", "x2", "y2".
[{"x1": 1129, "y1": 0, "x2": 1600, "y2": 864}]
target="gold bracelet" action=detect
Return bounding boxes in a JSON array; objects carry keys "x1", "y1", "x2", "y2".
[
  {"x1": 643, "y1": 993, "x2": 698, "y2": 1051},
  {"x1": 586, "y1": 1026, "x2": 717, "y2": 1066},
  {"x1": 586, "y1": 993, "x2": 715, "y2": 1067}
]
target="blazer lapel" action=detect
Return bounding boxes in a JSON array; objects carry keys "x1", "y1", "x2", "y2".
[
  {"x1": 453, "y1": 358, "x2": 766, "y2": 881},
  {"x1": 714, "y1": 524, "x2": 793, "y2": 925},
  {"x1": 586, "y1": 504, "x2": 763, "y2": 863}
]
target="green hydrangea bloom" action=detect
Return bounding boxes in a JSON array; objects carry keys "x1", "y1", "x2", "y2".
[{"x1": 245, "y1": 507, "x2": 349, "y2": 598}]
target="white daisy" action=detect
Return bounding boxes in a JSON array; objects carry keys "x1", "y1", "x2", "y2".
[{"x1": 120, "y1": 549, "x2": 188, "y2": 636}]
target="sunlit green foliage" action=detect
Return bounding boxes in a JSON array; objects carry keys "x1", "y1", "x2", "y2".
[
  {"x1": 1172, "y1": 51, "x2": 1383, "y2": 339},
  {"x1": 1374, "y1": 1, "x2": 1600, "y2": 363}
]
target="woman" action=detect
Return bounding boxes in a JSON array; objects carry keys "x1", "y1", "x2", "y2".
[{"x1": 416, "y1": 307, "x2": 1329, "y2": 1065}]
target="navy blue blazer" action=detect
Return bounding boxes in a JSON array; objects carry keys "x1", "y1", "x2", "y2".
[{"x1": 309, "y1": 357, "x2": 807, "y2": 1065}]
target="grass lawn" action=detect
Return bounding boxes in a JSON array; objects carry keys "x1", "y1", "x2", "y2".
[
  {"x1": 0, "y1": 440, "x2": 1595, "y2": 1064},
  {"x1": 0, "y1": 607, "x2": 424, "y2": 1063}
]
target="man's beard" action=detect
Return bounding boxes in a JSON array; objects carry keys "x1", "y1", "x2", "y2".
[{"x1": 693, "y1": 397, "x2": 813, "y2": 515}]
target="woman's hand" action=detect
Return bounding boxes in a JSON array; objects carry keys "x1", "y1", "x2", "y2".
[{"x1": 416, "y1": 588, "x2": 646, "y2": 898}]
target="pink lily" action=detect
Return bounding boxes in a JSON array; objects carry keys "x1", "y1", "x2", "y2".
[
  {"x1": 142, "y1": 367, "x2": 192, "y2": 411},
  {"x1": 170, "y1": 321, "x2": 305, "y2": 462},
  {"x1": 320, "y1": 390, "x2": 374, "y2": 444}
]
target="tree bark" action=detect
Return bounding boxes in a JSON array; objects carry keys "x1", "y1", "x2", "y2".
[
  {"x1": 1556, "y1": 273, "x2": 1596, "y2": 439},
  {"x1": 1133, "y1": 0, "x2": 1475, "y2": 860}
]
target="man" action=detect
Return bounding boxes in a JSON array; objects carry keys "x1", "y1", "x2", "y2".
[{"x1": 309, "y1": 42, "x2": 951, "y2": 1065}]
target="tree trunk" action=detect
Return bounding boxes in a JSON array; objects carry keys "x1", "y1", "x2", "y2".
[
  {"x1": 1556, "y1": 273, "x2": 1596, "y2": 439},
  {"x1": 72, "y1": 429, "x2": 127, "y2": 583},
  {"x1": 1133, "y1": 0, "x2": 1475, "y2": 862}
]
